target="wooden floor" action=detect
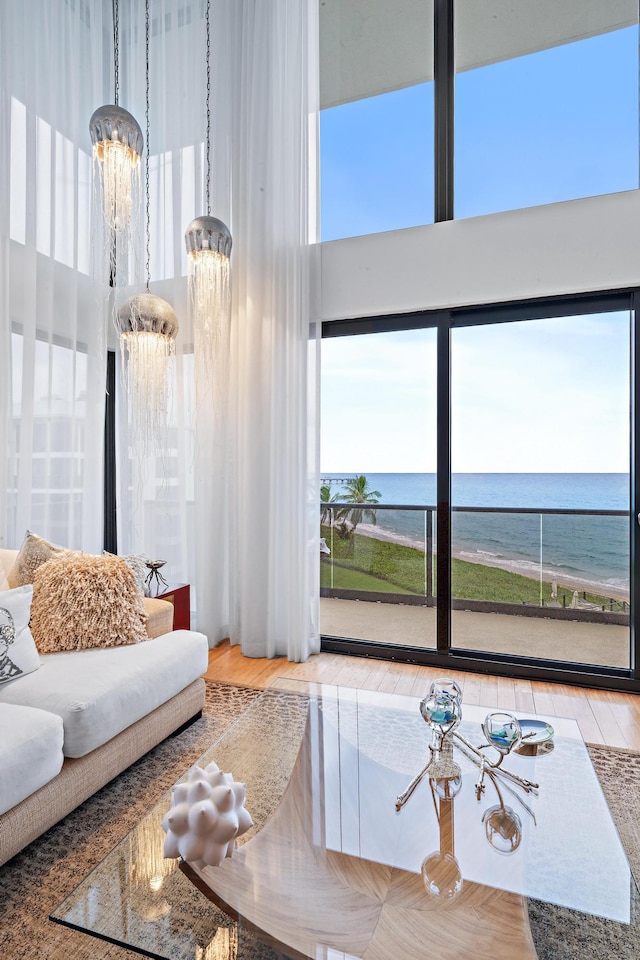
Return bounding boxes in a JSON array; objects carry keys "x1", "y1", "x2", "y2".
[{"x1": 205, "y1": 641, "x2": 640, "y2": 751}]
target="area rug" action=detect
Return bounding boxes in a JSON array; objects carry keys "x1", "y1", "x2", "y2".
[
  {"x1": 0, "y1": 682, "x2": 639, "y2": 960},
  {"x1": 528, "y1": 743, "x2": 640, "y2": 960},
  {"x1": 0, "y1": 681, "x2": 266, "y2": 960}
]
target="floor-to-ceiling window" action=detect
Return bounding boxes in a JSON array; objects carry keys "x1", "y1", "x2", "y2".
[
  {"x1": 320, "y1": 295, "x2": 639, "y2": 690},
  {"x1": 318, "y1": 1, "x2": 640, "y2": 688}
]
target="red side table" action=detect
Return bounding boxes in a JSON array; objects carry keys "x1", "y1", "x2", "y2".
[{"x1": 154, "y1": 583, "x2": 191, "y2": 630}]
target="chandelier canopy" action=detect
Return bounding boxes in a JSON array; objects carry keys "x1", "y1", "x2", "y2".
[
  {"x1": 116, "y1": 294, "x2": 179, "y2": 340},
  {"x1": 184, "y1": 215, "x2": 232, "y2": 260}
]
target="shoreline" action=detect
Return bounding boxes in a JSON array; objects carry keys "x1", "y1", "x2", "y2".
[{"x1": 341, "y1": 522, "x2": 630, "y2": 603}]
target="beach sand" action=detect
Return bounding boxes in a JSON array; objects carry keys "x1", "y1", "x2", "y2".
[{"x1": 348, "y1": 522, "x2": 630, "y2": 603}]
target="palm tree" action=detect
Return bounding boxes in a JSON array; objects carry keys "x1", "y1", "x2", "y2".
[
  {"x1": 320, "y1": 483, "x2": 339, "y2": 525},
  {"x1": 336, "y1": 474, "x2": 381, "y2": 537}
]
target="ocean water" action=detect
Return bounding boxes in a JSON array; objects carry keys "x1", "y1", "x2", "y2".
[{"x1": 321, "y1": 473, "x2": 630, "y2": 596}]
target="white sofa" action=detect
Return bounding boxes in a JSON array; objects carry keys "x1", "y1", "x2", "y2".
[{"x1": 0, "y1": 547, "x2": 209, "y2": 866}]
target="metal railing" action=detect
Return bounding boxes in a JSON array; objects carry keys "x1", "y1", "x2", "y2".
[{"x1": 320, "y1": 502, "x2": 629, "y2": 624}]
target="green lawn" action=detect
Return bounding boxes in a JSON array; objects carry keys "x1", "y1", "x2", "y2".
[{"x1": 320, "y1": 525, "x2": 619, "y2": 608}]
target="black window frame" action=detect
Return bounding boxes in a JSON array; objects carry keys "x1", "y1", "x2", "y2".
[{"x1": 321, "y1": 289, "x2": 640, "y2": 693}]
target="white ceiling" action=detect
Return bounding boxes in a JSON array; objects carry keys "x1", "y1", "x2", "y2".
[{"x1": 320, "y1": 0, "x2": 637, "y2": 109}]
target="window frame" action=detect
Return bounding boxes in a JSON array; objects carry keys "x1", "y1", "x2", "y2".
[{"x1": 321, "y1": 288, "x2": 640, "y2": 692}]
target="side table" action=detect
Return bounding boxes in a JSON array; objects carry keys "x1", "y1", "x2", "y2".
[{"x1": 153, "y1": 583, "x2": 190, "y2": 630}]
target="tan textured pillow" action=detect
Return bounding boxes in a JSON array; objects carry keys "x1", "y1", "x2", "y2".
[
  {"x1": 30, "y1": 553, "x2": 148, "y2": 653},
  {"x1": 7, "y1": 530, "x2": 77, "y2": 589}
]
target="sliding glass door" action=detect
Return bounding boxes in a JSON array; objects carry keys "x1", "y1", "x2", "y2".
[
  {"x1": 320, "y1": 328, "x2": 437, "y2": 647},
  {"x1": 450, "y1": 311, "x2": 631, "y2": 669},
  {"x1": 321, "y1": 295, "x2": 638, "y2": 689}
]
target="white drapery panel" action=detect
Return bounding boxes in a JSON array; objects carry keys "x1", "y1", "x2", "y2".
[
  {"x1": 0, "y1": 0, "x2": 108, "y2": 552},
  {"x1": 113, "y1": 0, "x2": 320, "y2": 661},
  {"x1": 222, "y1": 0, "x2": 321, "y2": 660},
  {"x1": 113, "y1": 1, "x2": 204, "y2": 607}
]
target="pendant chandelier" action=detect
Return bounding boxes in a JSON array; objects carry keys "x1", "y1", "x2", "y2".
[
  {"x1": 117, "y1": 0, "x2": 178, "y2": 455},
  {"x1": 184, "y1": 0, "x2": 232, "y2": 375},
  {"x1": 89, "y1": 0, "x2": 143, "y2": 265}
]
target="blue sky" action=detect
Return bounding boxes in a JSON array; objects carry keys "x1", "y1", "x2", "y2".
[
  {"x1": 321, "y1": 313, "x2": 630, "y2": 474},
  {"x1": 320, "y1": 26, "x2": 637, "y2": 475}
]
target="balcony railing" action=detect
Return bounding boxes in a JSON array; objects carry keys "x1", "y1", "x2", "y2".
[{"x1": 320, "y1": 503, "x2": 629, "y2": 625}]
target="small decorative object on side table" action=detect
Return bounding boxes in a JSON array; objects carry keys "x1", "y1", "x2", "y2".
[{"x1": 144, "y1": 560, "x2": 169, "y2": 594}]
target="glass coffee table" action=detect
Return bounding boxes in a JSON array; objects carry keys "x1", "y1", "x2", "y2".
[{"x1": 51, "y1": 677, "x2": 638, "y2": 959}]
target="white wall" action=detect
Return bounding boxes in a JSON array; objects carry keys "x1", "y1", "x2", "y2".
[{"x1": 320, "y1": 189, "x2": 640, "y2": 321}]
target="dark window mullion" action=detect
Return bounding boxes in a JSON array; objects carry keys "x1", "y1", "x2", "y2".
[
  {"x1": 434, "y1": 0, "x2": 454, "y2": 222},
  {"x1": 103, "y1": 350, "x2": 117, "y2": 554},
  {"x1": 436, "y1": 314, "x2": 451, "y2": 653},
  {"x1": 631, "y1": 293, "x2": 639, "y2": 678}
]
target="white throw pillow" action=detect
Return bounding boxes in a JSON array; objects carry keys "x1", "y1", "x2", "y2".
[{"x1": 0, "y1": 585, "x2": 40, "y2": 684}]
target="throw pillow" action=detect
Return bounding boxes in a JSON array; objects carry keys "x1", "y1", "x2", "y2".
[
  {"x1": 0, "y1": 585, "x2": 40, "y2": 684},
  {"x1": 7, "y1": 530, "x2": 77, "y2": 589},
  {"x1": 103, "y1": 552, "x2": 149, "y2": 595},
  {"x1": 30, "y1": 553, "x2": 148, "y2": 653}
]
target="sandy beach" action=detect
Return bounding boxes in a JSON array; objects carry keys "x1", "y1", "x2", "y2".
[{"x1": 338, "y1": 522, "x2": 631, "y2": 603}]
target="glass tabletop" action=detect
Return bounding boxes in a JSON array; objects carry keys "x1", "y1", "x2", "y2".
[{"x1": 51, "y1": 677, "x2": 638, "y2": 960}]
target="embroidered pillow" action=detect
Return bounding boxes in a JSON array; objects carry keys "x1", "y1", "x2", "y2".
[
  {"x1": 30, "y1": 554, "x2": 148, "y2": 653},
  {"x1": 0, "y1": 585, "x2": 40, "y2": 684},
  {"x1": 7, "y1": 530, "x2": 77, "y2": 589}
]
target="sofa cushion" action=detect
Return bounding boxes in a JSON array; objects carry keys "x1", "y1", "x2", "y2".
[
  {"x1": 0, "y1": 703, "x2": 64, "y2": 815},
  {"x1": 0, "y1": 630, "x2": 208, "y2": 758},
  {"x1": 0, "y1": 585, "x2": 40, "y2": 685},
  {"x1": 7, "y1": 530, "x2": 76, "y2": 589},
  {"x1": 144, "y1": 597, "x2": 175, "y2": 638},
  {"x1": 30, "y1": 553, "x2": 148, "y2": 653}
]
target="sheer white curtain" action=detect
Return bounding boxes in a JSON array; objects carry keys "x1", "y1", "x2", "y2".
[
  {"x1": 0, "y1": 0, "x2": 108, "y2": 553},
  {"x1": 221, "y1": 0, "x2": 321, "y2": 660},
  {"x1": 113, "y1": 0, "x2": 203, "y2": 612},
  {"x1": 115, "y1": 0, "x2": 320, "y2": 661}
]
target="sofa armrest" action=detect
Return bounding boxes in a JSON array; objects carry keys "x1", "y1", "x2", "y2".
[{"x1": 143, "y1": 597, "x2": 174, "y2": 638}]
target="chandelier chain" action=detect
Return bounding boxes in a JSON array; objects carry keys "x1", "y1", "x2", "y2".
[
  {"x1": 113, "y1": 0, "x2": 119, "y2": 105},
  {"x1": 206, "y1": 0, "x2": 211, "y2": 216},
  {"x1": 145, "y1": 0, "x2": 151, "y2": 291}
]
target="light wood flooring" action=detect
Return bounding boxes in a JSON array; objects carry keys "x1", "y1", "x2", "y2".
[{"x1": 205, "y1": 641, "x2": 640, "y2": 751}]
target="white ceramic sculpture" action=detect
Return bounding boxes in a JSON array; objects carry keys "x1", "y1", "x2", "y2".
[{"x1": 161, "y1": 761, "x2": 253, "y2": 868}]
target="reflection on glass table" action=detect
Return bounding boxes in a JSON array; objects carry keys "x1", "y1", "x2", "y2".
[{"x1": 51, "y1": 678, "x2": 637, "y2": 960}]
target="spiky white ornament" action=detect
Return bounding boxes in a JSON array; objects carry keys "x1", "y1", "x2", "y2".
[{"x1": 161, "y1": 761, "x2": 253, "y2": 868}]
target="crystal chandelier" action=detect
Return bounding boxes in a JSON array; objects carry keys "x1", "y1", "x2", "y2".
[
  {"x1": 117, "y1": 0, "x2": 178, "y2": 455},
  {"x1": 89, "y1": 0, "x2": 143, "y2": 268},
  {"x1": 184, "y1": 0, "x2": 232, "y2": 376},
  {"x1": 116, "y1": 294, "x2": 178, "y2": 453}
]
